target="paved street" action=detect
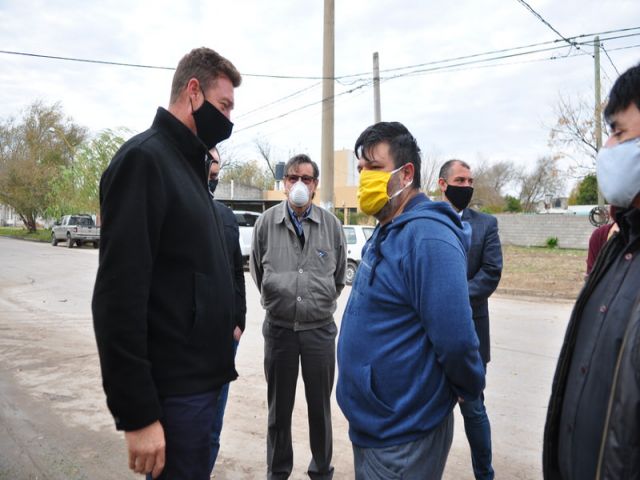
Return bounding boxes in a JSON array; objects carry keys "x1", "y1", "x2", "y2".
[{"x1": 0, "y1": 236, "x2": 574, "y2": 479}]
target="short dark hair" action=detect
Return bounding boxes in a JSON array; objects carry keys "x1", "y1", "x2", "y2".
[
  {"x1": 439, "y1": 159, "x2": 471, "y2": 181},
  {"x1": 170, "y1": 47, "x2": 242, "y2": 104},
  {"x1": 354, "y1": 121, "x2": 422, "y2": 189},
  {"x1": 604, "y1": 63, "x2": 640, "y2": 124},
  {"x1": 284, "y1": 154, "x2": 319, "y2": 179}
]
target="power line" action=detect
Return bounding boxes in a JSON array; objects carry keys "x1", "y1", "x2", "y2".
[
  {"x1": 514, "y1": 0, "x2": 579, "y2": 51},
  {"x1": 0, "y1": 49, "x2": 335, "y2": 80},
  {"x1": 235, "y1": 81, "x2": 373, "y2": 133},
  {"x1": 332, "y1": 27, "x2": 640, "y2": 79},
  {"x1": 235, "y1": 81, "x2": 322, "y2": 119},
  {"x1": 600, "y1": 45, "x2": 621, "y2": 76},
  {"x1": 0, "y1": 26, "x2": 638, "y2": 81},
  {"x1": 235, "y1": 40, "x2": 640, "y2": 133}
]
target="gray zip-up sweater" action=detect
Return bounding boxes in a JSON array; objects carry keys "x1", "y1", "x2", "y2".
[{"x1": 250, "y1": 201, "x2": 347, "y2": 330}]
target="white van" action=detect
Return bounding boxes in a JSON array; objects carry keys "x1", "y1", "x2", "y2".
[
  {"x1": 233, "y1": 210, "x2": 261, "y2": 263},
  {"x1": 342, "y1": 225, "x2": 375, "y2": 285}
]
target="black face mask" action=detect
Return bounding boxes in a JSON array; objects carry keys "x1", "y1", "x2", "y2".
[
  {"x1": 208, "y1": 178, "x2": 219, "y2": 195},
  {"x1": 192, "y1": 96, "x2": 233, "y2": 149},
  {"x1": 445, "y1": 185, "x2": 474, "y2": 211}
]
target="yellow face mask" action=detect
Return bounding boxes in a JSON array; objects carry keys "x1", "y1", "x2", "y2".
[{"x1": 357, "y1": 166, "x2": 409, "y2": 216}]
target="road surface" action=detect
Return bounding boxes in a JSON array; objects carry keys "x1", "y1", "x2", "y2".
[{"x1": 0, "y1": 237, "x2": 574, "y2": 479}]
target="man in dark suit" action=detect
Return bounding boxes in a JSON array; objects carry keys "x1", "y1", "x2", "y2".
[
  {"x1": 207, "y1": 147, "x2": 246, "y2": 474},
  {"x1": 438, "y1": 159, "x2": 503, "y2": 480}
]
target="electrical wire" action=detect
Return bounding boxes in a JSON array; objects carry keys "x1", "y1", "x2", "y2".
[
  {"x1": 235, "y1": 80, "x2": 373, "y2": 133},
  {"x1": 0, "y1": 26, "x2": 638, "y2": 81},
  {"x1": 600, "y1": 45, "x2": 621, "y2": 76},
  {"x1": 235, "y1": 39, "x2": 640, "y2": 132},
  {"x1": 514, "y1": 0, "x2": 579, "y2": 51},
  {"x1": 235, "y1": 81, "x2": 322, "y2": 119}
]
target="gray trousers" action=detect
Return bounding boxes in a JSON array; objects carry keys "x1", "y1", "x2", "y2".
[
  {"x1": 263, "y1": 320, "x2": 337, "y2": 480},
  {"x1": 353, "y1": 412, "x2": 454, "y2": 480}
]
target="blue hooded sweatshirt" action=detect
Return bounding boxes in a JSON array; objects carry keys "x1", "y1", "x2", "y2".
[{"x1": 336, "y1": 194, "x2": 485, "y2": 448}]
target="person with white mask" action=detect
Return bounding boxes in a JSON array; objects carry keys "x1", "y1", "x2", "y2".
[
  {"x1": 250, "y1": 154, "x2": 347, "y2": 480},
  {"x1": 544, "y1": 63, "x2": 640, "y2": 480}
]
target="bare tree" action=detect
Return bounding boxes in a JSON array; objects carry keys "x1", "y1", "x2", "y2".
[
  {"x1": 548, "y1": 93, "x2": 604, "y2": 177},
  {"x1": 518, "y1": 156, "x2": 565, "y2": 213},
  {"x1": 473, "y1": 159, "x2": 517, "y2": 210},
  {"x1": 420, "y1": 147, "x2": 442, "y2": 196},
  {"x1": 254, "y1": 137, "x2": 277, "y2": 179},
  {"x1": 216, "y1": 142, "x2": 243, "y2": 171}
]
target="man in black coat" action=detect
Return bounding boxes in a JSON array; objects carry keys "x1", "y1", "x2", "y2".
[
  {"x1": 543, "y1": 63, "x2": 640, "y2": 480},
  {"x1": 438, "y1": 159, "x2": 503, "y2": 480},
  {"x1": 92, "y1": 47, "x2": 241, "y2": 479}
]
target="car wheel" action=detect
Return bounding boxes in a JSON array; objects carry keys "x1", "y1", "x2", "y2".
[
  {"x1": 93, "y1": 241, "x2": 99, "y2": 249},
  {"x1": 51, "y1": 233, "x2": 58, "y2": 246},
  {"x1": 346, "y1": 261, "x2": 358, "y2": 286},
  {"x1": 76, "y1": 240, "x2": 83, "y2": 248},
  {"x1": 66, "y1": 233, "x2": 73, "y2": 248}
]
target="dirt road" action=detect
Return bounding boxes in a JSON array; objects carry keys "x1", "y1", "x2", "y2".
[{"x1": 0, "y1": 237, "x2": 573, "y2": 479}]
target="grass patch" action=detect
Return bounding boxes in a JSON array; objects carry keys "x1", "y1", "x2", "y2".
[
  {"x1": 0, "y1": 227, "x2": 51, "y2": 242},
  {"x1": 498, "y1": 244, "x2": 586, "y2": 300}
]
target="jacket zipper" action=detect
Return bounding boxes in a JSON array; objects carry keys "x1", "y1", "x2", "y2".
[{"x1": 594, "y1": 311, "x2": 636, "y2": 479}]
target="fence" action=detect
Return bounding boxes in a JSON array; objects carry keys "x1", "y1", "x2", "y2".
[{"x1": 494, "y1": 213, "x2": 596, "y2": 249}]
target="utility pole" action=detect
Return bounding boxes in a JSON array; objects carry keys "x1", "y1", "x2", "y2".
[
  {"x1": 373, "y1": 52, "x2": 381, "y2": 123},
  {"x1": 594, "y1": 35, "x2": 604, "y2": 208},
  {"x1": 320, "y1": 0, "x2": 335, "y2": 210}
]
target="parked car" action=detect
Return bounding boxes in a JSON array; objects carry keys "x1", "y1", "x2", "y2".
[
  {"x1": 51, "y1": 214, "x2": 100, "y2": 248},
  {"x1": 233, "y1": 210, "x2": 261, "y2": 263},
  {"x1": 342, "y1": 224, "x2": 375, "y2": 285}
]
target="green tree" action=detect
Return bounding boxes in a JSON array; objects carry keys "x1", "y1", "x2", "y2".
[
  {"x1": 45, "y1": 128, "x2": 128, "y2": 219},
  {"x1": 575, "y1": 174, "x2": 598, "y2": 205},
  {"x1": 0, "y1": 101, "x2": 86, "y2": 231},
  {"x1": 504, "y1": 195, "x2": 522, "y2": 212},
  {"x1": 220, "y1": 159, "x2": 274, "y2": 190}
]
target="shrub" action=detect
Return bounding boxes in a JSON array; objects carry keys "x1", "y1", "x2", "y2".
[{"x1": 546, "y1": 236, "x2": 559, "y2": 249}]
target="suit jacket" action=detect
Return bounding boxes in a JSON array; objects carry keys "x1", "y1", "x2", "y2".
[{"x1": 462, "y1": 208, "x2": 503, "y2": 364}]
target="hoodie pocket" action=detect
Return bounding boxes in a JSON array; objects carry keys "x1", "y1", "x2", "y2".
[{"x1": 358, "y1": 364, "x2": 394, "y2": 415}]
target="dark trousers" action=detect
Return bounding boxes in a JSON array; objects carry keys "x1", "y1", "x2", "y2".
[
  {"x1": 460, "y1": 392, "x2": 494, "y2": 480},
  {"x1": 146, "y1": 389, "x2": 221, "y2": 480},
  {"x1": 209, "y1": 340, "x2": 239, "y2": 474},
  {"x1": 263, "y1": 321, "x2": 337, "y2": 480}
]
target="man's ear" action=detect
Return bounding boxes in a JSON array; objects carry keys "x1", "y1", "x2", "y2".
[
  {"x1": 186, "y1": 78, "x2": 201, "y2": 101},
  {"x1": 437, "y1": 178, "x2": 447, "y2": 193}
]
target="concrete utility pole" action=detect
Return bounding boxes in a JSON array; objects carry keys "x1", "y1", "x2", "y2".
[
  {"x1": 373, "y1": 52, "x2": 381, "y2": 123},
  {"x1": 594, "y1": 35, "x2": 604, "y2": 208},
  {"x1": 320, "y1": 0, "x2": 335, "y2": 210}
]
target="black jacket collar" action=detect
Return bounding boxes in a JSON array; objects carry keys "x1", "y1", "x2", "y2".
[{"x1": 151, "y1": 107, "x2": 209, "y2": 179}]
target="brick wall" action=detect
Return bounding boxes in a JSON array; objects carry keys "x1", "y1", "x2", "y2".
[{"x1": 494, "y1": 214, "x2": 596, "y2": 249}]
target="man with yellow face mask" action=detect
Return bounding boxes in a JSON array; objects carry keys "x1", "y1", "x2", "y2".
[{"x1": 336, "y1": 121, "x2": 485, "y2": 479}]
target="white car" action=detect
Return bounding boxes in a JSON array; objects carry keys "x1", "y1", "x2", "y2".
[
  {"x1": 342, "y1": 224, "x2": 375, "y2": 285},
  {"x1": 233, "y1": 210, "x2": 261, "y2": 263}
]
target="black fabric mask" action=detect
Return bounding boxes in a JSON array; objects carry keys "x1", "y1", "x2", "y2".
[
  {"x1": 192, "y1": 98, "x2": 233, "y2": 149},
  {"x1": 208, "y1": 178, "x2": 219, "y2": 195},
  {"x1": 445, "y1": 185, "x2": 474, "y2": 211}
]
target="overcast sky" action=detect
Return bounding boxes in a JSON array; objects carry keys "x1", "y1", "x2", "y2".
[{"x1": 1, "y1": 0, "x2": 639, "y2": 186}]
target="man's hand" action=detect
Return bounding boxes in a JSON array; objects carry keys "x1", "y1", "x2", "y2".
[
  {"x1": 233, "y1": 326, "x2": 243, "y2": 342},
  {"x1": 125, "y1": 420, "x2": 166, "y2": 478}
]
